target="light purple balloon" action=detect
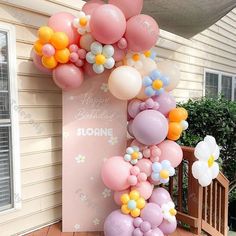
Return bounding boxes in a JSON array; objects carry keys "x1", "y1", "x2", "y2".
[
  {"x1": 133, "y1": 228, "x2": 143, "y2": 236},
  {"x1": 141, "y1": 203, "x2": 163, "y2": 228},
  {"x1": 42, "y1": 44, "x2": 55, "y2": 57},
  {"x1": 153, "y1": 92, "x2": 176, "y2": 117},
  {"x1": 128, "y1": 99, "x2": 142, "y2": 118},
  {"x1": 149, "y1": 188, "x2": 171, "y2": 207},
  {"x1": 132, "y1": 110, "x2": 168, "y2": 145},
  {"x1": 144, "y1": 228, "x2": 164, "y2": 236},
  {"x1": 104, "y1": 210, "x2": 134, "y2": 236},
  {"x1": 159, "y1": 219, "x2": 177, "y2": 234}
]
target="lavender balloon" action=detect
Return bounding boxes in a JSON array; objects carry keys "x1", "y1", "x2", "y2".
[
  {"x1": 132, "y1": 110, "x2": 168, "y2": 145},
  {"x1": 104, "y1": 210, "x2": 134, "y2": 236},
  {"x1": 144, "y1": 228, "x2": 164, "y2": 236},
  {"x1": 149, "y1": 188, "x2": 171, "y2": 206},
  {"x1": 153, "y1": 92, "x2": 176, "y2": 117},
  {"x1": 159, "y1": 219, "x2": 177, "y2": 234}
]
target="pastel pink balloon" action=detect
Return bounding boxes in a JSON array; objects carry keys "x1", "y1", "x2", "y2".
[
  {"x1": 131, "y1": 181, "x2": 153, "y2": 200},
  {"x1": 141, "y1": 203, "x2": 163, "y2": 228},
  {"x1": 130, "y1": 139, "x2": 147, "y2": 151},
  {"x1": 31, "y1": 50, "x2": 52, "y2": 74},
  {"x1": 125, "y1": 14, "x2": 159, "y2": 52},
  {"x1": 112, "y1": 44, "x2": 126, "y2": 62},
  {"x1": 158, "y1": 140, "x2": 183, "y2": 168},
  {"x1": 90, "y1": 4, "x2": 126, "y2": 44},
  {"x1": 145, "y1": 228, "x2": 164, "y2": 236},
  {"x1": 82, "y1": 0, "x2": 104, "y2": 15},
  {"x1": 153, "y1": 92, "x2": 176, "y2": 117},
  {"x1": 128, "y1": 99, "x2": 142, "y2": 118},
  {"x1": 53, "y1": 64, "x2": 84, "y2": 91},
  {"x1": 159, "y1": 219, "x2": 177, "y2": 234},
  {"x1": 42, "y1": 44, "x2": 55, "y2": 57},
  {"x1": 101, "y1": 156, "x2": 131, "y2": 191},
  {"x1": 127, "y1": 120, "x2": 134, "y2": 137},
  {"x1": 118, "y1": 38, "x2": 128, "y2": 49},
  {"x1": 109, "y1": 0, "x2": 143, "y2": 19},
  {"x1": 149, "y1": 188, "x2": 171, "y2": 206},
  {"x1": 136, "y1": 159, "x2": 152, "y2": 177},
  {"x1": 114, "y1": 189, "x2": 130, "y2": 206},
  {"x1": 48, "y1": 12, "x2": 79, "y2": 44}
]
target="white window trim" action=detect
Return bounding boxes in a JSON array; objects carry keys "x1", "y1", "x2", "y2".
[
  {"x1": 203, "y1": 68, "x2": 236, "y2": 101},
  {"x1": 0, "y1": 22, "x2": 21, "y2": 214}
]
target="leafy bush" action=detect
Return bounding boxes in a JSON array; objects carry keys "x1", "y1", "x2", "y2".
[{"x1": 178, "y1": 97, "x2": 236, "y2": 202}]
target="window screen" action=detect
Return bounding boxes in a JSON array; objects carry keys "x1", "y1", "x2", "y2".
[
  {"x1": 205, "y1": 72, "x2": 219, "y2": 98},
  {"x1": 221, "y1": 75, "x2": 232, "y2": 101},
  {"x1": 0, "y1": 31, "x2": 13, "y2": 211}
]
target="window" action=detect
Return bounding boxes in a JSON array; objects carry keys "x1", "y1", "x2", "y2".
[
  {"x1": 204, "y1": 69, "x2": 235, "y2": 101},
  {"x1": 0, "y1": 24, "x2": 20, "y2": 213}
]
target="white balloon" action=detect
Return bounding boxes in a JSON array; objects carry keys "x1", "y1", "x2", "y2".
[
  {"x1": 86, "y1": 52, "x2": 95, "y2": 64},
  {"x1": 199, "y1": 171, "x2": 212, "y2": 187},
  {"x1": 139, "y1": 58, "x2": 157, "y2": 76},
  {"x1": 91, "y1": 42, "x2": 103, "y2": 55},
  {"x1": 194, "y1": 141, "x2": 211, "y2": 162},
  {"x1": 103, "y1": 45, "x2": 114, "y2": 58},
  {"x1": 108, "y1": 66, "x2": 142, "y2": 100},
  {"x1": 93, "y1": 64, "x2": 104, "y2": 74},
  {"x1": 180, "y1": 120, "x2": 189, "y2": 131},
  {"x1": 156, "y1": 60, "x2": 180, "y2": 91},
  {"x1": 211, "y1": 162, "x2": 219, "y2": 179},
  {"x1": 104, "y1": 58, "x2": 115, "y2": 69}
]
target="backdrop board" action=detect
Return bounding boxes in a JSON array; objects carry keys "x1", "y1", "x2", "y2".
[{"x1": 62, "y1": 73, "x2": 127, "y2": 232}]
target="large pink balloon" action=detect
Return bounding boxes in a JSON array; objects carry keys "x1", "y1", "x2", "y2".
[
  {"x1": 48, "y1": 12, "x2": 79, "y2": 44},
  {"x1": 90, "y1": 4, "x2": 126, "y2": 44},
  {"x1": 132, "y1": 110, "x2": 168, "y2": 145},
  {"x1": 108, "y1": 0, "x2": 143, "y2": 19},
  {"x1": 125, "y1": 14, "x2": 159, "y2": 52},
  {"x1": 158, "y1": 140, "x2": 183, "y2": 168},
  {"x1": 82, "y1": 0, "x2": 104, "y2": 15},
  {"x1": 153, "y1": 92, "x2": 176, "y2": 117},
  {"x1": 132, "y1": 181, "x2": 154, "y2": 200},
  {"x1": 31, "y1": 50, "x2": 52, "y2": 75},
  {"x1": 101, "y1": 156, "x2": 131, "y2": 191},
  {"x1": 149, "y1": 188, "x2": 171, "y2": 206},
  {"x1": 53, "y1": 64, "x2": 84, "y2": 91},
  {"x1": 159, "y1": 219, "x2": 177, "y2": 234}
]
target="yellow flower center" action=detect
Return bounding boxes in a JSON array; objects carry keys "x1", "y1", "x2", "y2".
[
  {"x1": 160, "y1": 170, "x2": 169, "y2": 179},
  {"x1": 152, "y1": 79, "x2": 163, "y2": 90},
  {"x1": 132, "y1": 54, "x2": 140, "y2": 61},
  {"x1": 208, "y1": 155, "x2": 215, "y2": 167},
  {"x1": 95, "y1": 54, "x2": 106, "y2": 65},
  {"x1": 80, "y1": 17, "x2": 88, "y2": 27},
  {"x1": 169, "y1": 208, "x2": 177, "y2": 216},
  {"x1": 144, "y1": 51, "x2": 151, "y2": 57},
  {"x1": 131, "y1": 152, "x2": 139, "y2": 160}
]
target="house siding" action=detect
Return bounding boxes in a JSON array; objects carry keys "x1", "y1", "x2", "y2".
[{"x1": 0, "y1": 1, "x2": 235, "y2": 235}]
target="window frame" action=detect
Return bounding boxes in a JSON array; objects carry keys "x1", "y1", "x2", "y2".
[
  {"x1": 203, "y1": 68, "x2": 236, "y2": 101},
  {"x1": 0, "y1": 23, "x2": 21, "y2": 214}
]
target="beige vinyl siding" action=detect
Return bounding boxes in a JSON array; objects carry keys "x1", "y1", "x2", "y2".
[{"x1": 0, "y1": 0, "x2": 235, "y2": 235}]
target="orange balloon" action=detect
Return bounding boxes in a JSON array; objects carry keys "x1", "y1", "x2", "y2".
[
  {"x1": 167, "y1": 122, "x2": 182, "y2": 141},
  {"x1": 34, "y1": 40, "x2": 43, "y2": 56},
  {"x1": 38, "y1": 26, "x2": 54, "y2": 44},
  {"x1": 169, "y1": 107, "x2": 187, "y2": 122},
  {"x1": 42, "y1": 56, "x2": 58, "y2": 69},
  {"x1": 179, "y1": 107, "x2": 188, "y2": 120},
  {"x1": 55, "y1": 48, "x2": 70, "y2": 63},
  {"x1": 51, "y1": 32, "x2": 69, "y2": 50}
]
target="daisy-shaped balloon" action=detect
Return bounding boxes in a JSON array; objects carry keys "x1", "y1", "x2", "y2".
[
  {"x1": 161, "y1": 201, "x2": 177, "y2": 223},
  {"x1": 151, "y1": 160, "x2": 175, "y2": 184},
  {"x1": 86, "y1": 42, "x2": 115, "y2": 74},
  {"x1": 73, "y1": 11, "x2": 91, "y2": 35},
  {"x1": 192, "y1": 135, "x2": 220, "y2": 187},
  {"x1": 124, "y1": 146, "x2": 143, "y2": 165},
  {"x1": 143, "y1": 70, "x2": 169, "y2": 97},
  {"x1": 125, "y1": 52, "x2": 146, "y2": 70}
]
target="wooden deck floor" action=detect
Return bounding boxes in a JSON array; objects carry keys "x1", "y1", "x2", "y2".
[{"x1": 25, "y1": 222, "x2": 197, "y2": 236}]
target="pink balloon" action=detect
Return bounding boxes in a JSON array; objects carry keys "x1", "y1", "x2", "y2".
[
  {"x1": 109, "y1": 0, "x2": 143, "y2": 19},
  {"x1": 130, "y1": 139, "x2": 147, "y2": 151},
  {"x1": 145, "y1": 228, "x2": 164, "y2": 236},
  {"x1": 42, "y1": 44, "x2": 55, "y2": 57},
  {"x1": 31, "y1": 50, "x2": 52, "y2": 75},
  {"x1": 141, "y1": 203, "x2": 163, "y2": 228},
  {"x1": 127, "y1": 120, "x2": 134, "y2": 137},
  {"x1": 112, "y1": 44, "x2": 126, "y2": 62},
  {"x1": 125, "y1": 14, "x2": 159, "y2": 52},
  {"x1": 101, "y1": 156, "x2": 131, "y2": 191},
  {"x1": 128, "y1": 99, "x2": 142, "y2": 118},
  {"x1": 149, "y1": 188, "x2": 171, "y2": 206},
  {"x1": 158, "y1": 140, "x2": 183, "y2": 168},
  {"x1": 153, "y1": 92, "x2": 176, "y2": 117},
  {"x1": 48, "y1": 12, "x2": 79, "y2": 44},
  {"x1": 131, "y1": 181, "x2": 153, "y2": 200},
  {"x1": 114, "y1": 189, "x2": 129, "y2": 206},
  {"x1": 136, "y1": 159, "x2": 152, "y2": 177},
  {"x1": 82, "y1": 0, "x2": 104, "y2": 15},
  {"x1": 159, "y1": 219, "x2": 177, "y2": 234},
  {"x1": 90, "y1": 4, "x2": 126, "y2": 44},
  {"x1": 53, "y1": 64, "x2": 84, "y2": 91}
]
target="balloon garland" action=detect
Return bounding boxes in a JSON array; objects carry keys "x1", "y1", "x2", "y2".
[{"x1": 32, "y1": 0, "x2": 190, "y2": 235}]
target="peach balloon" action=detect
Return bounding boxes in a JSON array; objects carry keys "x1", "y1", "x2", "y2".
[
  {"x1": 80, "y1": 33, "x2": 95, "y2": 52},
  {"x1": 131, "y1": 181, "x2": 154, "y2": 200},
  {"x1": 136, "y1": 159, "x2": 152, "y2": 177}
]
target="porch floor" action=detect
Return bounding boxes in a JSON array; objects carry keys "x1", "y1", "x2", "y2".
[{"x1": 25, "y1": 222, "x2": 197, "y2": 236}]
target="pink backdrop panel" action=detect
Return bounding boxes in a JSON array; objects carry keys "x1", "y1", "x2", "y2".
[{"x1": 62, "y1": 72, "x2": 127, "y2": 232}]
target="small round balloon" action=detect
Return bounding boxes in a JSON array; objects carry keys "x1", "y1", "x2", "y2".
[
  {"x1": 108, "y1": 66, "x2": 142, "y2": 100},
  {"x1": 90, "y1": 4, "x2": 126, "y2": 44},
  {"x1": 159, "y1": 219, "x2": 177, "y2": 235}
]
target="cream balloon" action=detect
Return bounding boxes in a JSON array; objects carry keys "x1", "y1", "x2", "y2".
[
  {"x1": 139, "y1": 58, "x2": 157, "y2": 76},
  {"x1": 136, "y1": 85, "x2": 148, "y2": 100},
  {"x1": 156, "y1": 60, "x2": 181, "y2": 92},
  {"x1": 108, "y1": 66, "x2": 142, "y2": 100}
]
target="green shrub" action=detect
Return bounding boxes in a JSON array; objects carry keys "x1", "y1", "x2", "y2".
[{"x1": 178, "y1": 97, "x2": 236, "y2": 202}]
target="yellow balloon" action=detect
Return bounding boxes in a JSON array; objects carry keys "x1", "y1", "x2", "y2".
[
  {"x1": 38, "y1": 26, "x2": 54, "y2": 44},
  {"x1": 121, "y1": 205, "x2": 130, "y2": 215},
  {"x1": 131, "y1": 208, "x2": 140, "y2": 218},
  {"x1": 34, "y1": 40, "x2": 43, "y2": 56},
  {"x1": 129, "y1": 190, "x2": 140, "y2": 201},
  {"x1": 42, "y1": 56, "x2": 57, "y2": 69},
  {"x1": 55, "y1": 48, "x2": 70, "y2": 64},
  {"x1": 120, "y1": 194, "x2": 130, "y2": 205},
  {"x1": 51, "y1": 32, "x2": 69, "y2": 50},
  {"x1": 136, "y1": 198, "x2": 146, "y2": 209}
]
